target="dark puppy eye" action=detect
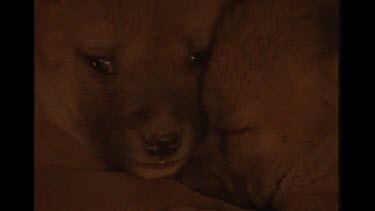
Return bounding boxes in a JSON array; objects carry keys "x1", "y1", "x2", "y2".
[
  {"x1": 86, "y1": 56, "x2": 115, "y2": 75},
  {"x1": 186, "y1": 50, "x2": 210, "y2": 69}
]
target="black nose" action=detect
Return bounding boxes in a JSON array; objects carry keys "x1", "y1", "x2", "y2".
[{"x1": 143, "y1": 133, "x2": 181, "y2": 158}]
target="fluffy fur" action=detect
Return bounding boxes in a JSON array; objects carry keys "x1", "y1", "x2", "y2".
[
  {"x1": 35, "y1": 0, "x2": 244, "y2": 210},
  {"x1": 178, "y1": 0, "x2": 338, "y2": 210},
  {"x1": 35, "y1": 0, "x2": 225, "y2": 178}
]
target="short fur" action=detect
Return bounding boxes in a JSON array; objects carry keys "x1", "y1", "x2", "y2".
[
  {"x1": 35, "y1": 0, "x2": 244, "y2": 210},
  {"x1": 35, "y1": 0, "x2": 225, "y2": 178},
  {"x1": 178, "y1": 0, "x2": 338, "y2": 210}
]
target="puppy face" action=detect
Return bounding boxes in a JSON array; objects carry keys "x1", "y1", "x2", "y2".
[
  {"x1": 35, "y1": 0, "x2": 223, "y2": 179},
  {"x1": 202, "y1": 0, "x2": 338, "y2": 197}
]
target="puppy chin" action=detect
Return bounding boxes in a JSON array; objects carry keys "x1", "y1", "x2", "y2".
[{"x1": 129, "y1": 158, "x2": 188, "y2": 179}]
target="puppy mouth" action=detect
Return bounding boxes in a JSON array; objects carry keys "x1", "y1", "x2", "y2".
[
  {"x1": 134, "y1": 156, "x2": 188, "y2": 167},
  {"x1": 131, "y1": 156, "x2": 189, "y2": 179}
]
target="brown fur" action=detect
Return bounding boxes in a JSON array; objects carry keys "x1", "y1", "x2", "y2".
[
  {"x1": 178, "y1": 0, "x2": 338, "y2": 210},
  {"x1": 35, "y1": 0, "x2": 223, "y2": 177},
  {"x1": 35, "y1": 0, "x2": 245, "y2": 210}
]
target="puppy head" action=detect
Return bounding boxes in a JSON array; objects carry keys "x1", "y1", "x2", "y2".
[
  {"x1": 203, "y1": 0, "x2": 338, "y2": 175},
  {"x1": 35, "y1": 0, "x2": 224, "y2": 179}
]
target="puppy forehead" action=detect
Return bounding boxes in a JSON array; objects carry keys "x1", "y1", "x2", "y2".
[
  {"x1": 38, "y1": 0, "x2": 223, "y2": 48},
  {"x1": 54, "y1": 0, "x2": 222, "y2": 30}
]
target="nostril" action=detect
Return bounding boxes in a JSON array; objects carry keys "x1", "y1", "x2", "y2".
[{"x1": 143, "y1": 133, "x2": 181, "y2": 157}]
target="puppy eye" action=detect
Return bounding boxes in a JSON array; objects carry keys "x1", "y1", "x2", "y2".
[
  {"x1": 86, "y1": 56, "x2": 115, "y2": 75},
  {"x1": 186, "y1": 50, "x2": 210, "y2": 69}
]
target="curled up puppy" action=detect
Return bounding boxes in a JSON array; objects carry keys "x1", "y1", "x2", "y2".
[{"x1": 178, "y1": 0, "x2": 339, "y2": 210}]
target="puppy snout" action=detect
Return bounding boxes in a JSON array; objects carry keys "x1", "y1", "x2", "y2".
[{"x1": 143, "y1": 133, "x2": 181, "y2": 158}]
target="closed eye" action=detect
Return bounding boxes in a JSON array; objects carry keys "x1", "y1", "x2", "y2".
[
  {"x1": 217, "y1": 126, "x2": 253, "y2": 136},
  {"x1": 186, "y1": 50, "x2": 210, "y2": 69}
]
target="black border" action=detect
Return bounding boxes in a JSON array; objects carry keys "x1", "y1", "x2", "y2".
[{"x1": 5, "y1": 0, "x2": 361, "y2": 209}]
